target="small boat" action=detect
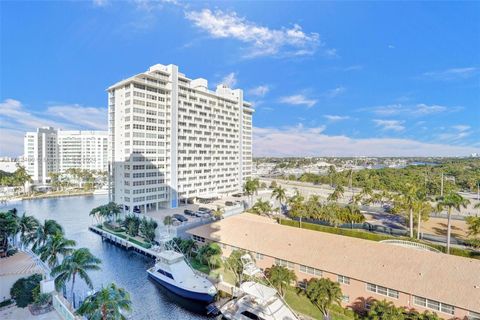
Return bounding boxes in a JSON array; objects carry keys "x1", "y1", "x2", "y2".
[
  {"x1": 219, "y1": 281, "x2": 299, "y2": 320},
  {"x1": 147, "y1": 250, "x2": 217, "y2": 303}
]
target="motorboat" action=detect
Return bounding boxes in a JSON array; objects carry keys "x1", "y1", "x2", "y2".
[
  {"x1": 219, "y1": 281, "x2": 299, "y2": 320},
  {"x1": 147, "y1": 250, "x2": 217, "y2": 303}
]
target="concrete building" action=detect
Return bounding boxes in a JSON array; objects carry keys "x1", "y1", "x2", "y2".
[
  {"x1": 24, "y1": 127, "x2": 108, "y2": 184},
  {"x1": 187, "y1": 214, "x2": 480, "y2": 320},
  {"x1": 108, "y1": 64, "x2": 253, "y2": 213}
]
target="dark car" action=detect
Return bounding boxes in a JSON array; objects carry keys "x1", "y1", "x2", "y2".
[
  {"x1": 133, "y1": 207, "x2": 141, "y2": 214},
  {"x1": 198, "y1": 207, "x2": 211, "y2": 213},
  {"x1": 184, "y1": 209, "x2": 195, "y2": 216},
  {"x1": 173, "y1": 214, "x2": 188, "y2": 222}
]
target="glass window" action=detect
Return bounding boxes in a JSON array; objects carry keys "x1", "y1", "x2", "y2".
[{"x1": 427, "y1": 300, "x2": 440, "y2": 311}]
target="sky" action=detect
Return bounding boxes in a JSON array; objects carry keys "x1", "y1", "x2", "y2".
[{"x1": 1, "y1": 0, "x2": 479, "y2": 157}]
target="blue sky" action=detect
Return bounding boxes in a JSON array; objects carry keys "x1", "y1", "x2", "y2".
[{"x1": 1, "y1": 0, "x2": 479, "y2": 157}]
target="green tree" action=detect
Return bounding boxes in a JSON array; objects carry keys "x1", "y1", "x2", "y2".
[
  {"x1": 17, "y1": 213, "x2": 39, "y2": 245},
  {"x1": 305, "y1": 278, "x2": 342, "y2": 319},
  {"x1": 163, "y1": 215, "x2": 174, "y2": 231},
  {"x1": 212, "y1": 206, "x2": 225, "y2": 220},
  {"x1": 0, "y1": 210, "x2": 19, "y2": 254},
  {"x1": 271, "y1": 186, "x2": 287, "y2": 210},
  {"x1": 393, "y1": 184, "x2": 421, "y2": 238},
  {"x1": 77, "y1": 283, "x2": 132, "y2": 320},
  {"x1": 51, "y1": 248, "x2": 102, "y2": 302},
  {"x1": 197, "y1": 243, "x2": 222, "y2": 270},
  {"x1": 38, "y1": 233, "x2": 76, "y2": 268},
  {"x1": 250, "y1": 199, "x2": 273, "y2": 217},
  {"x1": 413, "y1": 199, "x2": 433, "y2": 239},
  {"x1": 328, "y1": 165, "x2": 337, "y2": 187},
  {"x1": 367, "y1": 299, "x2": 404, "y2": 320},
  {"x1": 10, "y1": 274, "x2": 42, "y2": 308},
  {"x1": 139, "y1": 217, "x2": 158, "y2": 242},
  {"x1": 265, "y1": 265, "x2": 297, "y2": 297},
  {"x1": 28, "y1": 219, "x2": 63, "y2": 252},
  {"x1": 224, "y1": 249, "x2": 246, "y2": 286},
  {"x1": 327, "y1": 185, "x2": 345, "y2": 202},
  {"x1": 465, "y1": 215, "x2": 480, "y2": 237},
  {"x1": 436, "y1": 192, "x2": 470, "y2": 254}
]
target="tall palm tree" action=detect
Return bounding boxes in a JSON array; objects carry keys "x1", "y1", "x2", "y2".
[
  {"x1": 271, "y1": 186, "x2": 287, "y2": 212},
  {"x1": 51, "y1": 248, "x2": 102, "y2": 304},
  {"x1": 243, "y1": 179, "x2": 259, "y2": 204},
  {"x1": 38, "y1": 234, "x2": 76, "y2": 268},
  {"x1": 251, "y1": 199, "x2": 273, "y2": 217},
  {"x1": 28, "y1": 219, "x2": 64, "y2": 252},
  {"x1": 212, "y1": 206, "x2": 225, "y2": 220},
  {"x1": 436, "y1": 192, "x2": 470, "y2": 254},
  {"x1": 265, "y1": 265, "x2": 297, "y2": 297},
  {"x1": 17, "y1": 213, "x2": 39, "y2": 245},
  {"x1": 395, "y1": 184, "x2": 420, "y2": 238},
  {"x1": 305, "y1": 278, "x2": 342, "y2": 319},
  {"x1": 327, "y1": 185, "x2": 345, "y2": 202},
  {"x1": 327, "y1": 165, "x2": 336, "y2": 187},
  {"x1": 77, "y1": 283, "x2": 132, "y2": 320},
  {"x1": 413, "y1": 200, "x2": 433, "y2": 239},
  {"x1": 465, "y1": 215, "x2": 480, "y2": 237}
]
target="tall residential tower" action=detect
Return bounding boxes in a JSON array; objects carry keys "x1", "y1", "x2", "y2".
[{"x1": 108, "y1": 64, "x2": 253, "y2": 213}]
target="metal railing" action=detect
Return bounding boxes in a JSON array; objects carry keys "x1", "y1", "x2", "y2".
[{"x1": 379, "y1": 240, "x2": 442, "y2": 253}]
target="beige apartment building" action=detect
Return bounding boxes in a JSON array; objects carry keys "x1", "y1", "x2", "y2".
[{"x1": 187, "y1": 214, "x2": 480, "y2": 320}]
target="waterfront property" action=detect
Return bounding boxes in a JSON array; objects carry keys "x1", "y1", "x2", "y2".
[
  {"x1": 186, "y1": 213, "x2": 480, "y2": 319},
  {"x1": 24, "y1": 127, "x2": 108, "y2": 185},
  {"x1": 107, "y1": 63, "x2": 254, "y2": 213}
]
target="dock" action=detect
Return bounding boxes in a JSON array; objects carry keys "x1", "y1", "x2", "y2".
[{"x1": 88, "y1": 226, "x2": 159, "y2": 259}]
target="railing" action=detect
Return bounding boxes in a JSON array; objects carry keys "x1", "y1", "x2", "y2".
[
  {"x1": 18, "y1": 246, "x2": 52, "y2": 279},
  {"x1": 52, "y1": 294, "x2": 81, "y2": 320},
  {"x1": 379, "y1": 240, "x2": 442, "y2": 253}
]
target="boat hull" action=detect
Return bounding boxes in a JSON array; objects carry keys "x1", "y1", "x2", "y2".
[{"x1": 148, "y1": 272, "x2": 215, "y2": 303}]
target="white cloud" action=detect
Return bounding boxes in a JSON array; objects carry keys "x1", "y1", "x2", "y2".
[
  {"x1": 373, "y1": 119, "x2": 405, "y2": 132},
  {"x1": 92, "y1": 0, "x2": 109, "y2": 7},
  {"x1": 253, "y1": 126, "x2": 479, "y2": 157},
  {"x1": 0, "y1": 99, "x2": 107, "y2": 156},
  {"x1": 185, "y1": 9, "x2": 321, "y2": 58},
  {"x1": 452, "y1": 125, "x2": 470, "y2": 132},
  {"x1": 325, "y1": 86, "x2": 346, "y2": 98},
  {"x1": 324, "y1": 115, "x2": 350, "y2": 122},
  {"x1": 248, "y1": 85, "x2": 270, "y2": 97},
  {"x1": 422, "y1": 67, "x2": 478, "y2": 81},
  {"x1": 369, "y1": 103, "x2": 450, "y2": 116},
  {"x1": 219, "y1": 72, "x2": 237, "y2": 88},
  {"x1": 388, "y1": 44, "x2": 395, "y2": 49},
  {"x1": 279, "y1": 94, "x2": 317, "y2": 108}
]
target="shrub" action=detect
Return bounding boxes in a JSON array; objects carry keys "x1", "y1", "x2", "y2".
[{"x1": 10, "y1": 274, "x2": 42, "y2": 308}]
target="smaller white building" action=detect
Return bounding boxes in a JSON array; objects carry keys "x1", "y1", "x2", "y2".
[{"x1": 24, "y1": 127, "x2": 108, "y2": 185}]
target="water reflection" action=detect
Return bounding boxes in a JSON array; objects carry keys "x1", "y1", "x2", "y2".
[{"x1": 2, "y1": 195, "x2": 209, "y2": 319}]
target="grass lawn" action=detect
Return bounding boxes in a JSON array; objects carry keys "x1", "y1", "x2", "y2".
[
  {"x1": 100, "y1": 224, "x2": 151, "y2": 248},
  {"x1": 284, "y1": 288, "x2": 354, "y2": 320}
]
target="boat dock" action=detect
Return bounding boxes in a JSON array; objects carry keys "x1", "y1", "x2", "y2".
[{"x1": 88, "y1": 226, "x2": 159, "y2": 259}]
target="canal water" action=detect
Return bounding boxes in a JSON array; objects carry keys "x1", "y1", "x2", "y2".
[{"x1": 2, "y1": 195, "x2": 209, "y2": 320}]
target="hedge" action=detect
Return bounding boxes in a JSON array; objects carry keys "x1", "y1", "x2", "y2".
[{"x1": 278, "y1": 218, "x2": 480, "y2": 259}]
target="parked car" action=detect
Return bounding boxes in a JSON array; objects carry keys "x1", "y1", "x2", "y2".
[
  {"x1": 225, "y1": 201, "x2": 234, "y2": 206},
  {"x1": 194, "y1": 211, "x2": 210, "y2": 218},
  {"x1": 232, "y1": 193, "x2": 243, "y2": 198},
  {"x1": 198, "y1": 207, "x2": 211, "y2": 213},
  {"x1": 133, "y1": 207, "x2": 141, "y2": 214},
  {"x1": 173, "y1": 214, "x2": 188, "y2": 222},
  {"x1": 184, "y1": 209, "x2": 195, "y2": 216}
]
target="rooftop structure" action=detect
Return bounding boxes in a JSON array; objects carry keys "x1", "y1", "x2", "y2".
[{"x1": 187, "y1": 214, "x2": 480, "y2": 318}]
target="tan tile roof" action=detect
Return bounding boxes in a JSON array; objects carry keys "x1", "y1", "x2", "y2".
[
  {"x1": 0, "y1": 252, "x2": 45, "y2": 276},
  {"x1": 187, "y1": 214, "x2": 480, "y2": 312}
]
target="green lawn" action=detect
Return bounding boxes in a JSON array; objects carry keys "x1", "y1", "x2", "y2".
[{"x1": 99, "y1": 224, "x2": 151, "y2": 248}]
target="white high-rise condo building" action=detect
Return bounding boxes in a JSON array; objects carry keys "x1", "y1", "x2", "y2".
[
  {"x1": 108, "y1": 64, "x2": 253, "y2": 213},
  {"x1": 24, "y1": 127, "x2": 108, "y2": 184}
]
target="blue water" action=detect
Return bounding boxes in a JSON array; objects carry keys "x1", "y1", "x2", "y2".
[{"x1": 2, "y1": 195, "x2": 208, "y2": 319}]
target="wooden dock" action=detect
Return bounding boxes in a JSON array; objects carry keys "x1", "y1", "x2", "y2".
[{"x1": 88, "y1": 226, "x2": 159, "y2": 259}]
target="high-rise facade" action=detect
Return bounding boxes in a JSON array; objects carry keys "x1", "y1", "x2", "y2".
[
  {"x1": 24, "y1": 127, "x2": 108, "y2": 184},
  {"x1": 108, "y1": 64, "x2": 253, "y2": 213}
]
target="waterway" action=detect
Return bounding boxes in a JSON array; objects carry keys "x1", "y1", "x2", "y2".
[{"x1": 2, "y1": 195, "x2": 209, "y2": 320}]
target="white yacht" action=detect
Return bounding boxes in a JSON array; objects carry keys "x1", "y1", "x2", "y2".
[
  {"x1": 147, "y1": 250, "x2": 217, "y2": 303},
  {"x1": 218, "y1": 254, "x2": 299, "y2": 320},
  {"x1": 219, "y1": 281, "x2": 299, "y2": 320}
]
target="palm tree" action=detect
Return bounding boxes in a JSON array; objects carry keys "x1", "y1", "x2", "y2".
[
  {"x1": 327, "y1": 165, "x2": 336, "y2": 187},
  {"x1": 251, "y1": 199, "x2": 273, "y2": 217},
  {"x1": 305, "y1": 278, "x2": 342, "y2": 320},
  {"x1": 38, "y1": 234, "x2": 76, "y2": 268},
  {"x1": 271, "y1": 186, "x2": 287, "y2": 212},
  {"x1": 77, "y1": 283, "x2": 132, "y2": 320},
  {"x1": 413, "y1": 200, "x2": 433, "y2": 239},
  {"x1": 465, "y1": 215, "x2": 480, "y2": 237},
  {"x1": 395, "y1": 184, "x2": 420, "y2": 238},
  {"x1": 28, "y1": 219, "x2": 63, "y2": 252},
  {"x1": 51, "y1": 248, "x2": 102, "y2": 304},
  {"x1": 212, "y1": 206, "x2": 225, "y2": 220},
  {"x1": 436, "y1": 192, "x2": 470, "y2": 254},
  {"x1": 163, "y1": 215, "x2": 174, "y2": 232},
  {"x1": 265, "y1": 265, "x2": 297, "y2": 297},
  {"x1": 243, "y1": 178, "x2": 259, "y2": 204},
  {"x1": 327, "y1": 185, "x2": 344, "y2": 202},
  {"x1": 0, "y1": 210, "x2": 19, "y2": 254},
  {"x1": 17, "y1": 213, "x2": 39, "y2": 246},
  {"x1": 367, "y1": 299, "x2": 404, "y2": 320}
]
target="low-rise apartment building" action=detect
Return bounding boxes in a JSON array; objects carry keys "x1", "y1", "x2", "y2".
[
  {"x1": 24, "y1": 127, "x2": 108, "y2": 184},
  {"x1": 187, "y1": 214, "x2": 480, "y2": 320}
]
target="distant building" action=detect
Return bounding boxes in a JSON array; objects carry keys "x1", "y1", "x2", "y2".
[
  {"x1": 187, "y1": 214, "x2": 480, "y2": 320},
  {"x1": 108, "y1": 64, "x2": 253, "y2": 213},
  {"x1": 24, "y1": 127, "x2": 108, "y2": 184}
]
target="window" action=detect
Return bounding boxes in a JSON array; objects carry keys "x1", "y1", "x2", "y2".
[
  {"x1": 413, "y1": 296, "x2": 454, "y2": 315},
  {"x1": 255, "y1": 252, "x2": 264, "y2": 260},
  {"x1": 274, "y1": 258, "x2": 295, "y2": 269},
  {"x1": 157, "y1": 268, "x2": 174, "y2": 280},
  {"x1": 469, "y1": 311, "x2": 480, "y2": 320},
  {"x1": 366, "y1": 283, "x2": 399, "y2": 299},
  {"x1": 192, "y1": 235, "x2": 205, "y2": 243},
  {"x1": 299, "y1": 265, "x2": 322, "y2": 276},
  {"x1": 342, "y1": 295, "x2": 350, "y2": 303},
  {"x1": 338, "y1": 275, "x2": 350, "y2": 285}
]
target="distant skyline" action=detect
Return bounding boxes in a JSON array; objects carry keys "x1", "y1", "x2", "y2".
[{"x1": 1, "y1": 0, "x2": 479, "y2": 157}]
